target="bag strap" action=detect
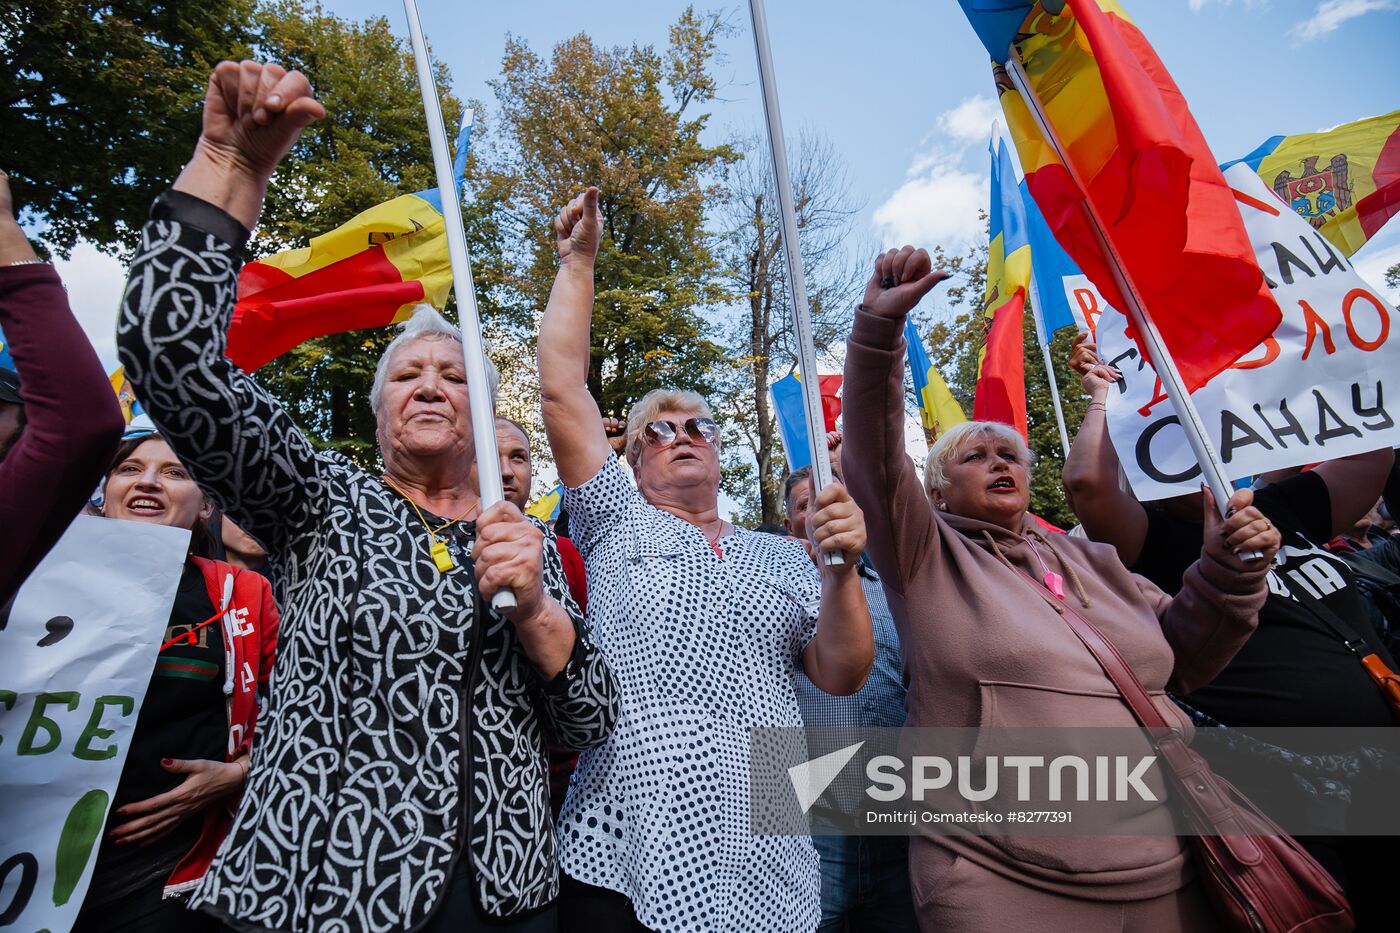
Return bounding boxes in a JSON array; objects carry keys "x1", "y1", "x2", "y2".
[{"x1": 1008, "y1": 565, "x2": 1171, "y2": 732}]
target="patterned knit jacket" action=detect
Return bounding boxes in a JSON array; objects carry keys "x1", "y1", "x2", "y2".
[{"x1": 117, "y1": 191, "x2": 620, "y2": 932}]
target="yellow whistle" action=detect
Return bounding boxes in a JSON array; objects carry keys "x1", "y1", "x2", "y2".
[{"x1": 430, "y1": 539, "x2": 455, "y2": 573}]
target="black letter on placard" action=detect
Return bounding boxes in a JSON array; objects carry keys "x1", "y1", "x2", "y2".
[
  {"x1": 1136, "y1": 417, "x2": 1203, "y2": 484},
  {"x1": 1271, "y1": 242, "x2": 1315, "y2": 287},
  {"x1": 1301, "y1": 232, "x2": 1347, "y2": 275},
  {"x1": 1313, "y1": 390, "x2": 1364, "y2": 445},
  {"x1": 0, "y1": 852, "x2": 37, "y2": 924},
  {"x1": 1352, "y1": 382, "x2": 1394, "y2": 431},
  {"x1": 1106, "y1": 347, "x2": 1142, "y2": 396},
  {"x1": 1219, "y1": 410, "x2": 1275, "y2": 463},
  {"x1": 1253, "y1": 400, "x2": 1310, "y2": 449}
]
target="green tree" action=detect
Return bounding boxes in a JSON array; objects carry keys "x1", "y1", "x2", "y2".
[
  {"x1": 712, "y1": 131, "x2": 863, "y2": 527},
  {"x1": 472, "y1": 7, "x2": 735, "y2": 424},
  {"x1": 916, "y1": 231, "x2": 1085, "y2": 529},
  {"x1": 1386, "y1": 261, "x2": 1399, "y2": 293},
  {"x1": 249, "y1": 1, "x2": 463, "y2": 466},
  {"x1": 1, "y1": 0, "x2": 256, "y2": 256}
]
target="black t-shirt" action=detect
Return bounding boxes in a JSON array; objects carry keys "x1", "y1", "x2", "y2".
[
  {"x1": 85, "y1": 560, "x2": 230, "y2": 905},
  {"x1": 1130, "y1": 471, "x2": 1398, "y2": 729}
]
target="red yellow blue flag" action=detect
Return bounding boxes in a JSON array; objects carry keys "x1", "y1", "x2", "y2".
[
  {"x1": 108, "y1": 366, "x2": 143, "y2": 425},
  {"x1": 958, "y1": 0, "x2": 1280, "y2": 392},
  {"x1": 227, "y1": 112, "x2": 473, "y2": 372},
  {"x1": 974, "y1": 140, "x2": 1030, "y2": 439},
  {"x1": 1223, "y1": 110, "x2": 1400, "y2": 258},
  {"x1": 904, "y1": 319, "x2": 966, "y2": 438}
]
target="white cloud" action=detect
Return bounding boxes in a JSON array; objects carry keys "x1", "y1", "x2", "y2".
[
  {"x1": 872, "y1": 96, "x2": 998, "y2": 249},
  {"x1": 1289, "y1": 0, "x2": 1398, "y2": 41},
  {"x1": 872, "y1": 169, "x2": 989, "y2": 249},
  {"x1": 936, "y1": 95, "x2": 1000, "y2": 146},
  {"x1": 51, "y1": 243, "x2": 129, "y2": 372}
]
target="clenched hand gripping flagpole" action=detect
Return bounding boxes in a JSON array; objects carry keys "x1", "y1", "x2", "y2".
[
  {"x1": 747, "y1": 0, "x2": 843, "y2": 566},
  {"x1": 402, "y1": 0, "x2": 516, "y2": 610},
  {"x1": 1003, "y1": 57, "x2": 1260, "y2": 559}
]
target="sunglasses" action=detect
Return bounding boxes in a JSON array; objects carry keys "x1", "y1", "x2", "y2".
[{"x1": 642, "y1": 417, "x2": 720, "y2": 449}]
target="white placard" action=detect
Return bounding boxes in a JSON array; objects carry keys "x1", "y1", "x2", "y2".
[
  {"x1": 1097, "y1": 164, "x2": 1400, "y2": 501},
  {"x1": 0, "y1": 515, "x2": 189, "y2": 931}
]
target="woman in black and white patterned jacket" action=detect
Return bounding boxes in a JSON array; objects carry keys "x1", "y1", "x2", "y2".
[{"x1": 116, "y1": 61, "x2": 619, "y2": 933}]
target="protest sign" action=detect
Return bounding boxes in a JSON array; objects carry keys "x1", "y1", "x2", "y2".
[
  {"x1": 1098, "y1": 164, "x2": 1400, "y2": 500},
  {"x1": 0, "y1": 515, "x2": 189, "y2": 931}
]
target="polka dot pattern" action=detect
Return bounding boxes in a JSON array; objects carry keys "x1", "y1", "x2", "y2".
[{"x1": 560, "y1": 456, "x2": 822, "y2": 932}]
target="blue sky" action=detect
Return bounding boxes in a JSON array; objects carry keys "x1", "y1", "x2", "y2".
[
  {"x1": 64, "y1": 0, "x2": 1400, "y2": 371},
  {"x1": 315, "y1": 0, "x2": 1400, "y2": 289}
]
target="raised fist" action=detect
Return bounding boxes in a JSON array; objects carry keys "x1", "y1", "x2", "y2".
[
  {"x1": 861, "y1": 246, "x2": 950, "y2": 321},
  {"x1": 555, "y1": 187, "x2": 602, "y2": 266},
  {"x1": 197, "y1": 60, "x2": 325, "y2": 183}
]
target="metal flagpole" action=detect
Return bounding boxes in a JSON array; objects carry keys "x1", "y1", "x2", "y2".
[
  {"x1": 402, "y1": 0, "x2": 516, "y2": 609},
  {"x1": 1004, "y1": 57, "x2": 1258, "y2": 557},
  {"x1": 747, "y1": 0, "x2": 841, "y2": 566},
  {"x1": 1028, "y1": 274, "x2": 1072, "y2": 458}
]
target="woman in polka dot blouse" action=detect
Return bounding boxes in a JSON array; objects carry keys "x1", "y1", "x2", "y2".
[{"x1": 538, "y1": 187, "x2": 877, "y2": 932}]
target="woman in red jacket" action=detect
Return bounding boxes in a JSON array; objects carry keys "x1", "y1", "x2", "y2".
[{"x1": 74, "y1": 432, "x2": 279, "y2": 933}]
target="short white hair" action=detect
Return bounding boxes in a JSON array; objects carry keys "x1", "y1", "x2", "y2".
[
  {"x1": 923, "y1": 420, "x2": 1033, "y2": 495},
  {"x1": 624, "y1": 387, "x2": 714, "y2": 467},
  {"x1": 370, "y1": 305, "x2": 499, "y2": 417}
]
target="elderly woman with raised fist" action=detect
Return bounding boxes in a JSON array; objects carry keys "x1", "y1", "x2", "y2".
[
  {"x1": 116, "y1": 61, "x2": 618, "y2": 933},
  {"x1": 840, "y1": 245, "x2": 1281, "y2": 931},
  {"x1": 538, "y1": 187, "x2": 875, "y2": 933}
]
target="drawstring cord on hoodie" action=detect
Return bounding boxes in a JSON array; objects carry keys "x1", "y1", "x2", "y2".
[{"x1": 979, "y1": 528, "x2": 1093, "y2": 612}]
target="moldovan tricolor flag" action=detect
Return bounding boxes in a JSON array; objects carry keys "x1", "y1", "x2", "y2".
[
  {"x1": 958, "y1": 0, "x2": 1281, "y2": 392},
  {"x1": 1224, "y1": 109, "x2": 1400, "y2": 258},
  {"x1": 904, "y1": 318, "x2": 966, "y2": 439},
  {"x1": 227, "y1": 113, "x2": 473, "y2": 372},
  {"x1": 974, "y1": 139, "x2": 1030, "y2": 439}
]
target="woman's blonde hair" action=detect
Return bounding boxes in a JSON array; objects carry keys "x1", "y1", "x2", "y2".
[
  {"x1": 923, "y1": 420, "x2": 1033, "y2": 496},
  {"x1": 624, "y1": 388, "x2": 714, "y2": 466}
]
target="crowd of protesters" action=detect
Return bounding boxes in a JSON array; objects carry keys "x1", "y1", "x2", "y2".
[{"x1": 2, "y1": 59, "x2": 1397, "y2": 933}]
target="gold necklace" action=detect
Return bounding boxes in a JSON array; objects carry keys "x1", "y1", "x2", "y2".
[{"x1": 383, "y1": 475, "x2": 481, "y2": 573}]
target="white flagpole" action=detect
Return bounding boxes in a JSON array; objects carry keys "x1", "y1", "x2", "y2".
[
  {"x1": 1028, "y1": 274, "x2": 1071, "y2": 459},
  {"x1": 402, "y1": 0, "x2": 516, "y2": 610},
  {"x1": 1004, "y1": 57, "x2": 1258, "y2": 557},
  {"x1": 747, "y1": 0, "x2": 842, "y2": 566}
]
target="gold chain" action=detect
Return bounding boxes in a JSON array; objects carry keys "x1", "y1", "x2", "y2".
[{"x1": 382, "y1": 475, "x2": 481, "y2": 572}]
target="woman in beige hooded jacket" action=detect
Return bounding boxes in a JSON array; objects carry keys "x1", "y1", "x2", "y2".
[{"x1": 841, "y1": 246, "x2": 1283, "y2": 932}]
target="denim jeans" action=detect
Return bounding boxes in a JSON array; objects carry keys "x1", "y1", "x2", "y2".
[{"x1": 813, "y1": 834, "x2": 919, "y2": 932}]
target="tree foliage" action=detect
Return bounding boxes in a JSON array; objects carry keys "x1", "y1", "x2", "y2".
[
  {"x1": 471, "y1": 7, "x2": 735, "y2": 425},
  {"x1": 1, "y1": 0, "x2": 256, "y2": 257},
  {"x1": 712, "y1": 132, "x2": 864, "y2": 527},
  {"x1": 248, "y1": 1, "x2": 462, "y2": 467}
]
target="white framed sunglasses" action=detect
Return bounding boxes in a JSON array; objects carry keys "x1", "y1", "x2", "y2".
[{"x1": 642, "y1": 417, "x2": 720, "y2": 449}]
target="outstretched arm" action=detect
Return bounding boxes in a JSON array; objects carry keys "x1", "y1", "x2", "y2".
[
  {"x1": 840, "y1": 247, "x2": 949, "y2": 597},
  {"x1": 1061, "y1": 331, "x2": 1149, "y2": 565},
  {"x1": 1312, "y1": 447, "x2": 1395, "y2": 538},
  {"x1": 0, "y1": 172, "x2": 124, "y2": 605},
  {"x1": 116, "y1": 61, "x2": 329, "y2": 555},
  {"x1": 538, "y1": 188, "x2": 613, "y2": 487}
]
